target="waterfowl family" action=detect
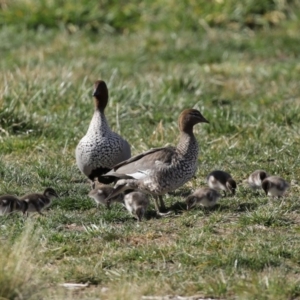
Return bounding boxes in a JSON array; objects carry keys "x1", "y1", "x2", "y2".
[
  {"x1": 0, "y1": 195, "x2": 27, "y2": 215},
  {"x1": 207, "y1": 170, "x2": 236, "y2": 196},
  {"x1": 124, "y1": 191, "x2": 149, "y2": 221},
  {"x1": 261, "y1": 176, "x2": 289, "y2": 198},
  {"x1": 186, "y1": 187, "x2": 221, "y2": 210},
  {"x1": 88, "y1": 182, "x2": 123, "y2": 208},
  {"x1": 75, "y1": 80, "x2": 131, "y2": 183},
  {"x1": 20, "y1": 188, "x2": 59, "y2": 215},
  {"x1": 101, "y1": 108, "x2": 209, "y2": 212},
  {"x1": 247, "y1": 170, "x2": 269, "y2": 190}
]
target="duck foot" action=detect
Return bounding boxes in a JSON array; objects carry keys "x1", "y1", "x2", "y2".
[{"x1": 156, "y1": 210, "x2": 174, "y2": 217}]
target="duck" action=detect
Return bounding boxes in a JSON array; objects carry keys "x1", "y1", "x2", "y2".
[
  {"x1": 0, "y1": 195, "x2": 27, "y2": 215},
  {"x1": 20, "y1": 188, "x2": 59, "y2": 216},
  {"x1": 186, "y1": 187, "x2": 221, "y2": 210},
  {"x1": 261, "y1": 176, "x2": 289, "y2": 198},
  {"x1": 247, "y1": 170, "x2": 269, "y2": 190},
  {"x1": 123, "y1": 191, "x2": 149, "y2": 221},
  {"x1": 88, "y1": 181, "x2": 123, "y2": 208},
  {"x1": 207, "y1": 170, "x2": 236, "y2": 196},
  {"x1": 100, "y1": 108, "x2": 209, "y2": 212},
  {"x1": 75, "y1": 80, "x2": 131, "y2": 184}
]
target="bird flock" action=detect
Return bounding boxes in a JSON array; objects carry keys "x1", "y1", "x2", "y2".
[{"x1": 0, "y1": 80, "x2": 289, "y2": 221}]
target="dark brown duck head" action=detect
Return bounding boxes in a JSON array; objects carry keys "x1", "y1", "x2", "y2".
[
  {"x1": 178, "y1": 109, "x2": 209, "y2": 133},
  {"x1": 93, "y1": 80, "x2": 109, "y2": 112}
]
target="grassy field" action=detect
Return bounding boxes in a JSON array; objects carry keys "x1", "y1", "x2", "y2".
[{"x1": 1, "y1": 0, "x2": 300, "y2": 299}]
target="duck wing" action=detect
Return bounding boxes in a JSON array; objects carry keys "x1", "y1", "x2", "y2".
[{"x1": 101, "y1": 146, "x2": 177, "y2": 180}]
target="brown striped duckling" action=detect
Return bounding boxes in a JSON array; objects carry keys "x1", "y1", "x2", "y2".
[
  {"x1": 101, "y1": 109, "x2": 209, "y2": 213},
  {"x1": 207, "y1": 170, "x2": 237, "y2": 196},
  {"x1": 88, "y1": 182, "x2": 123, "y2": 208},
  {"x1": 124, "y1": 191, "x2": 149, "y2": 221},
  {"x1": 0, "y1": 195, "x2": 27, "y2": 215},
  {"x1": 247, "y1": 170, "x2": 269, "y2": 190},
  {"x1": 76, "y1": 80, "x2": 131, "y2": 184},
  {"x1": 186, "y1": 187, "x2": 221, "y2": 210},
  {"x1": 20, "y1": 188, "x2": 59, "y2": 216},
  {"x1": 261, "y1": 176, "x2": 289, "y2": 198}
]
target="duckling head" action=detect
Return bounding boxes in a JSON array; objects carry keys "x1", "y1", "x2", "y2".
[
  {"x1": 185, "y1": 195, "x2": 196, "y2": 210},
  {"x1": 44, "y1": 188, "x2": 59, "y2": 199}
]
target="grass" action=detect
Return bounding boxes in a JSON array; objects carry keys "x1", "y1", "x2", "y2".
[{"x1": 1, "y1": 0, "x2": 300, "y2": 299}]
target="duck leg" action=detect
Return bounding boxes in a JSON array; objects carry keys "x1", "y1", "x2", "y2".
[
  {"x1": 158, "y1": 195, "x2": 166, "y2": 211},
  {"x1": 153, "y1": 196, "x2": 166, "y2": 212},
  {"x1": 153, "y1": 196, "x2": 161, "y2": 213}
]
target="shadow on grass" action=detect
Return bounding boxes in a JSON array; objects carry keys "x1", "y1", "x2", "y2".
[
  {"x1": 235, "y1": 202, "x2": 258, "y2": 212},
  {"x1": 167, "y1": 190, "x2": 191, "y2": 198}
]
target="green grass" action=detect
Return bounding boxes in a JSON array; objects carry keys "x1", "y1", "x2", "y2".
[{"x1": 1, "y1": 0, "x2": 300, "y2": 299}]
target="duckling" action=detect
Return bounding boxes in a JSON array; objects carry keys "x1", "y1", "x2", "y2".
[
  {"x1": 20, "y1": 188, "x2": 59, "y2": 216},
  {"x1": 0, "y1": 195, "x2": 27, "y2": 215},
  {"x1": 261, "y1": 176, "x2": 289, "y2": 198},
  {"x1": 207, "y1": 170, "x2": 237, "y2": 196},
  {"x1": 123, "y1": 192, "x2": 149, "y2": 221},
  {"x1": 186, "y1": 188, "x2": 221, "y2": 210},
  {"x1": 76, "y1": 80, "x2": 131, "y2": 184},
  {"x1": 247, "y1": 170, "x2": 269, "y2": 190},
  {"x1": 101, "y1": 109, "x2": 209, "y2": 213},
  {"x1": 88, "y1": 182, "x2": 123, "y2": 208}
]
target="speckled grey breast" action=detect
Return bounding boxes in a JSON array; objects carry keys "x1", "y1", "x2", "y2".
[
  {"x1": 139, "y1": 141, "x2": 199, "y2": 195},
  {"x1": 76, "y1": 111, "x2": 131, "y2": 179}
]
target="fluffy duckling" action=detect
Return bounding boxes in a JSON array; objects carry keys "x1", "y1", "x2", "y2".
[
  {"x1": 247, "y1": 170, "x2": 269, "y2": 190},
  {"x1": 20, "y1": 188, "x2": 59, "y2": 215},
  {"x1": 207, "y1": 170, "x2": 237, "y2": 196},
  {"x1": 186, "y1": 188, "x2": 221, "y2": 210},
  {"x1": 123, "y1": 192, "x2": 149, "y2": 221},
  {"x1": 261, "y1": 176, "x2": 289, "y2": 198},
  {"x1": 76, "y1": 80, "x2": 131, "y2": 184},
  {"x1": 0, "y1": 195, "x2": 27, "y2": 215},
  {"x1": 88, "y1": 182, "x2": 123, "y2": 208},
  {"x1": 100, "y1": 109, "x2": 209, "y2": 213}
]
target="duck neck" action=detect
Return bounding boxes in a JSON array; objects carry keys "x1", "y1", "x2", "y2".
[
  {"x1": 177, "y1": 131, "x2": 198, "y2": 157},
  {"x1": 87, "y1": 110, "x2": 111, "y2": 135}
]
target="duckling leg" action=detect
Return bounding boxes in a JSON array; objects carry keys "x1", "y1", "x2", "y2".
[{"x1": 31, "y1": 202, "x2": 45, "y2": 216}]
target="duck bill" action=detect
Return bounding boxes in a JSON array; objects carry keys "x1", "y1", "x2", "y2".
[{"x1": 201, "y1": 116, "x2": 209, "y2": 123}]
